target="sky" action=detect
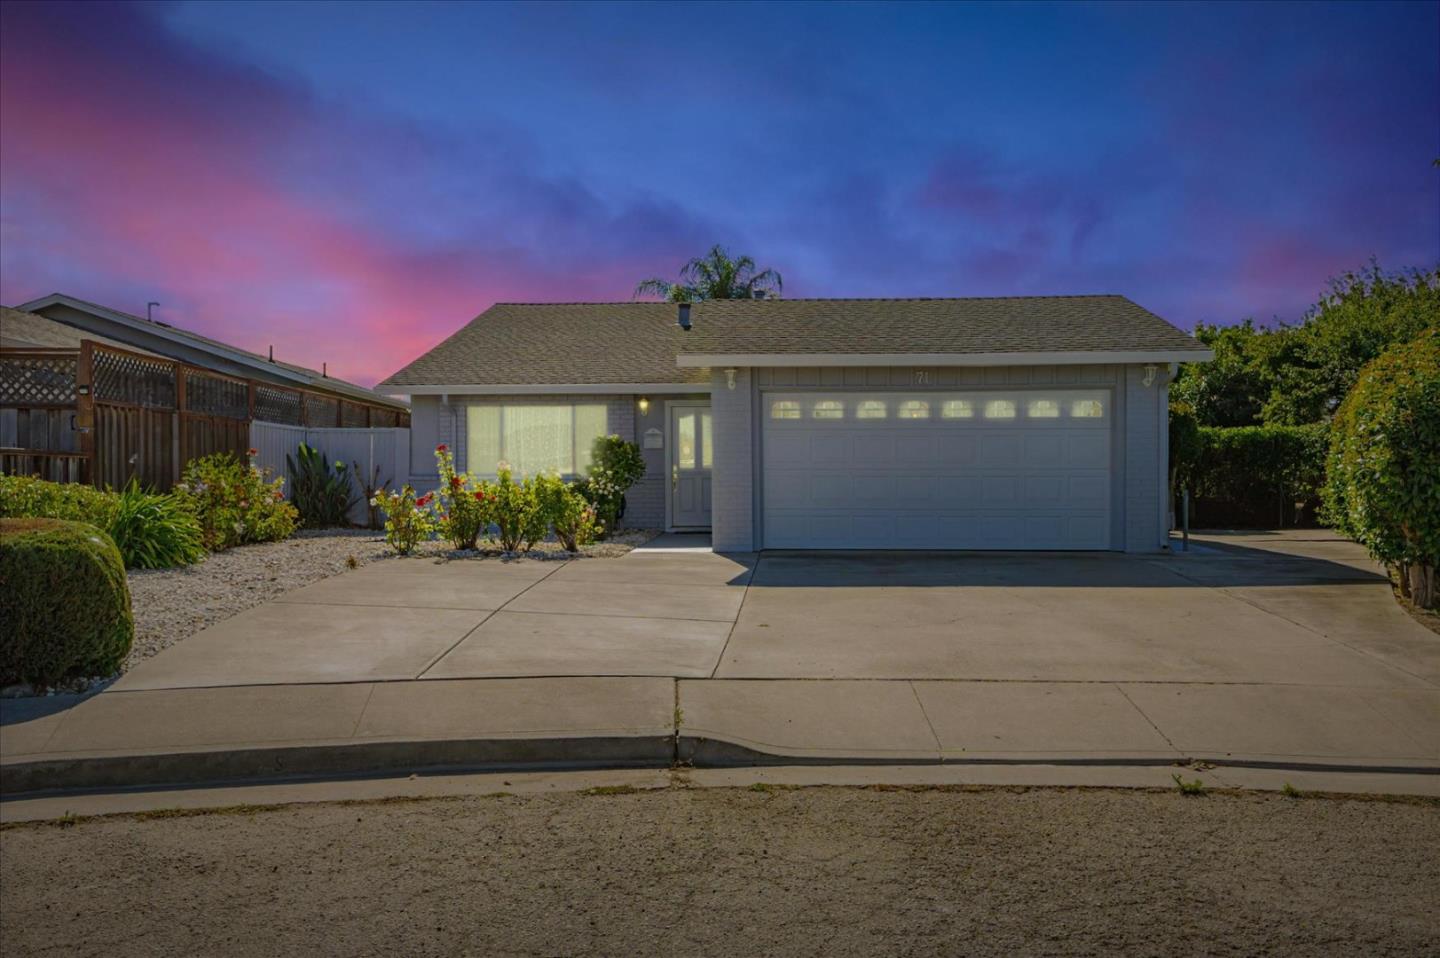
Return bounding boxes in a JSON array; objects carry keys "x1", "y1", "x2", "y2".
[{"x1": 1, "y1": 1, "x2": 1436, "y2": 388}]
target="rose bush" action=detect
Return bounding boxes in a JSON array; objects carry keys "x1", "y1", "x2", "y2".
[
  {"x1": 371, "y1": 484, "x2": 438, "y2": 555},
  {"x1": 433, "y1": 444, "x2": 488, "y2": 550},
  {"x1": 481, "y1": 463, "x2": 547, "y2": 552},
  {"x1": 533, "y1": 472, "x2": 601, "y2": 552},
  {"x1": 176, "y1": 449, "x2": 297, "y2": 550}
]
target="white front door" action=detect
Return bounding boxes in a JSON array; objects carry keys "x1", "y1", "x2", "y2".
[
  {"x1": 669, "y1": 402, "x2": 713, "y2": 529},
  {"x1": 761, "y1": 389, "x2": 1113, "y2": 549}
]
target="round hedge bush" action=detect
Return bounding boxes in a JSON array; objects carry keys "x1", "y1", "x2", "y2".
[
  {"x1": 0, "y1": 518, "x2": 134, "y2": 687},
  {"x1": 1323, "y1": 326, "x2": 1439, "y2": 608}
]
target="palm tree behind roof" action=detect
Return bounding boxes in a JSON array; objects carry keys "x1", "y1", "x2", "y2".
[{"x1": 634, "y1": 245, "x2": 783, "y2": 302}]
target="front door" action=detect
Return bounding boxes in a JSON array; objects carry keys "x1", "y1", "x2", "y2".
[{"x1": 669, "y1": 402, "x2": 713, "y2": 529}]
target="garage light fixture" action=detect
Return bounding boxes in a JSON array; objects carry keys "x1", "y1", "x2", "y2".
[
  {"x1": 724, "y1": 368, "x2": 737, "y2": 390},
  {"x1": 1142, "y1": 364, "x2": 1158, "y2": 387}
]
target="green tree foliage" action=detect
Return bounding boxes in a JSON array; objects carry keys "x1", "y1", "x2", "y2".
[
  {"x1": 635, "y1": 245, "x2": 783, "y2": 302},
  {"x1": 1265, "y1": 264, "x2": 1440, "y2": 424},
  {"x1": 1171, "y1": 264, "x2": 1439, "y2": 429},
  {"x1": 1322, "y1": 329, "x2": 1439, "y2": 608}
]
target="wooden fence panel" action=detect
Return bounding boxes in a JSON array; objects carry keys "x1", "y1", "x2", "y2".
[{"x1": 93, "y1": 404, "x2": 175, "y2": 491}]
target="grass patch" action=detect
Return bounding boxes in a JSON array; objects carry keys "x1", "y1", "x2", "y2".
[{"x1": 1172, "y1": 774, "x2": 1207, "y2": 796}]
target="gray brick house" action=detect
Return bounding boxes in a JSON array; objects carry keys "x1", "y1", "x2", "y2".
[{"x1": 379, "y1": 297, "x2": 1211, "y2": 553}]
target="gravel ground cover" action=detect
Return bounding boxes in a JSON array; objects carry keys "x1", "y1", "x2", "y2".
[
  {"x1": 116, "y1": 527, "x2": 657, "y2": 673},
  {"x1": 1, "y1": 785, "x2": 1436, "y2": 957}
]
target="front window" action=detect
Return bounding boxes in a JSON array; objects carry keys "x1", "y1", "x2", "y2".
[{"x1": 466, "y1": 403, "x2": 607, "y2": 476}]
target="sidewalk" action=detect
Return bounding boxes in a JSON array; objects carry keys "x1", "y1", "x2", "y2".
[{"x1": 5, "y1": 674, "x2": 1436, "y2": 794}]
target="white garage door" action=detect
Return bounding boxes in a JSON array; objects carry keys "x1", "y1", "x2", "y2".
[{"x1": 761, "y1": 389, "x2": 1112, "y2": 550}]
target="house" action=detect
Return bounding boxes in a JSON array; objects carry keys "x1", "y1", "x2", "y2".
[
  {"x1": 3, "y1": 294, "x2": 408, "y2": 490},
  {"x1": 379, "y1": 296, "x2": 1212, "y2": 553},
  {"x1": 10, "y1": 294, "x2": 409, "y2": 421}
]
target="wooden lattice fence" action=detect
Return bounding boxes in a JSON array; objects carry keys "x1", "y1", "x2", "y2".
[{"x1": 2, "y1": 340, "x2": 407, "y2": 490}]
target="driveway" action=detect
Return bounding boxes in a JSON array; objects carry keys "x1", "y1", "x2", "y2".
[
  {"x1": 5, "y1": 530, "x2": 1438, "y2": 785},
  {"x1": 110, "y1": 529, "x2": 1439, "y2": 691}
]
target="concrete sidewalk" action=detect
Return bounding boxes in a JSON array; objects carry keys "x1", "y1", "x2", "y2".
[
  {"x1": 3, "y1": 531, "x2": 1437, "y2": 794},
  {"x1": 4, "y1": 674, "x2": 1437, "y2": 793}
]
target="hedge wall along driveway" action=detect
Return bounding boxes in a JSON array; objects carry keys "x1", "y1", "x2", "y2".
[{"x1": 1176, "y1": 424, "x2": 1329, "y2": 528}]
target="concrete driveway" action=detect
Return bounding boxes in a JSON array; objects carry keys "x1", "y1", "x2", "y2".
[{"x1": 6, "y1": 531, "x2": 1438, "y2": 788}]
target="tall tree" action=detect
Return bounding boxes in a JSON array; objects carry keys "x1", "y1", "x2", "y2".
[{"x1": 635, "y1": 245, "x2": 783, "y2": 302}]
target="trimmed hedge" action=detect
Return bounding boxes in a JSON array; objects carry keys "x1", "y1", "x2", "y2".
[
  {"x1": 0, "y1": 518, "x2": 135, "y2": 687},
  {"x1": 0, "y1": 475, "x2": 205, "y2": 569},
  {"x1": 1323, "y1": 327, "x2": 1439, "y2": 608},
  {"x1": 1172, "y1": 423, "x2": 1329, "y2": 528}
]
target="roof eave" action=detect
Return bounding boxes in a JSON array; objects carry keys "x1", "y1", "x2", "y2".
[
  {"x1": 377, "y1": 382, "x2": 713, "y2": 397},
  {"x1": 675, "y1": 349, "x2": 1214, "y2": 368}
]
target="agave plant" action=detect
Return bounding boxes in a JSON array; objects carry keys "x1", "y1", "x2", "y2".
[{"x1": 286, "y1": 442, "x2": 358, "y2": 528}]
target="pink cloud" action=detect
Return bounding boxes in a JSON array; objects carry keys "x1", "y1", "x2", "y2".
[{"x1": 0, "y1": 3, "x2": 711, "y2": 386}]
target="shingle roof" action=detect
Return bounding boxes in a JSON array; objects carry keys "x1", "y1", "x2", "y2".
[
  {"x1": 380, "y1": 303, "x2": 709, "y2": 387},
  {"x1": 14, "y1": 294, "x2": 408, "y2": 410},
  {"x1": 677, "y1": 295, "x2": 1208, "y2": 357},
  {"x1": 380, "y1": 296, "x2": 1207, "y2": 387}
]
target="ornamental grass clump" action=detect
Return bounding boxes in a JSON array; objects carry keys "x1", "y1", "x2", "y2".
[
  {"x1": 371, "y1": 485, "x2": 438, "y2": 555},
  {"x1": 177, "y1": 449, "x2": 298, "y2": 550},
  {"x1": 0, "y1": 518, "x2": 134, "y2": 687},
  {"x1": 287, "y1": 442, "x2": 358, "y2": 528},
  {"x1": 0, "y1": 475, "x2": 203, "y2": 569},
  {"x1": 433, "y1": 443, "x2": 488, "y2": 550}
]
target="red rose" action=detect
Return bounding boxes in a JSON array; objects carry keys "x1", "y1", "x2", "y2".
[
  {"x1": 436, "y1": 444, "x2": 448, "y2": 453},
  {"x1": 247, "y1": 447, "x2": 259, "y2": 457},
  {"x1": 450, "y1": 476, "x2": 461, "y2": 489},
  {"x1": 473, "y1": 490, "x2": 485, "y2": 501}
]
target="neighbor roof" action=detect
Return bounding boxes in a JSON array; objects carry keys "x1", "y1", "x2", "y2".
[
  {"x1": 675, "y1": 296, "x2": 1211, "y2": 363},
  {"x1": 1, "y1": 306, "x2": 162, "y2": 356},
  {"x1": 15, "y1": 293, "x2": 408, "y2": 411},
  {"x1": 381, "y1": 296, "x2": 1210, "y2": 389},
  {"x1": 380, "y1": 303, "x2": 710, "y2": 388}
]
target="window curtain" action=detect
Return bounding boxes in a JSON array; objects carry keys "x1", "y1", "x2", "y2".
[{"x1": 466, "y1": 403, "x2": 608, "y2": 476}]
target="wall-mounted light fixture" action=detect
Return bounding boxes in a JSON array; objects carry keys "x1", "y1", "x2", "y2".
[
  {"x1": 1142, "y1": 364, "x2": 1158, "y2": 387},
  {"x1": 637, "y1": 397, "x2": 650, "y2": 415},
  {"x1": 724, "y1": 368, "x2": 737, "y2": 390}
]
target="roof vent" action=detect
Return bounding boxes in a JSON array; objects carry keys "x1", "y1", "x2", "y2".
[{"x1": 676, "y1": 303, "x2": 692, "y2": 331}]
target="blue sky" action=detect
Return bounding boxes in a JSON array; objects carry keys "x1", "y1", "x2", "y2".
[{"x1": 2, "y1": 1, "x2": 1436, "y2": 384}]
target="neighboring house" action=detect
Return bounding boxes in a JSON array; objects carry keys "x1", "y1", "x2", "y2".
[
  {"x1": 379, "y1": 296, "x2": 1212, "y2": 553},
  {"x1": 10, "y1": 294, "x2": 409, "y2": 419},
  {"x1": 3, "y1": 295, "x2": 409, "y2": 490}
]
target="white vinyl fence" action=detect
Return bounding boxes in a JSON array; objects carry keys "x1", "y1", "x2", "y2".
[{"x1": 250, "y1": 422, "x2": 409, "y2": 526}]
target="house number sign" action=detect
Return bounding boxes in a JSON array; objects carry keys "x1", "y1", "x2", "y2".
[{"x1": 912, "y1": 369, "x2": 931, "y2": 385}]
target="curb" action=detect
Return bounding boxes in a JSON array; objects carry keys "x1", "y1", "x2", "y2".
[{"x1": 3, "y1": 733, "x2": 1437, "y2": 797}]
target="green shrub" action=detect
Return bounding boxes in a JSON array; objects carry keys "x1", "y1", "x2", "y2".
[
  {"x1": 0, "y1": 475, "x2": 118, "y2": 527},
  {"x1": 0, "y1": 518, "x2": 134, "y2": 686},
  {"x1": 481, "y1": 466, "x2": 546, "y2": 552},
  {"x1": 370, "y1": 485, "x2": 438, "y2": 555},
  {"x1": 177, "y1": 451, "x2": 298, "y2": 550},
  {"x1": 287, "y1": 442, "x2": 358, "y2": 528},
  {"x1": 534, "y1": 472, "x2": 601, "y2": 552},
  {"x1": 108, "y1": 481, "x2": 206, "y2": 569},
  {"x1": 578, "y1": 435, "x2": 645, "y2": 535},
  {"x1": 1323, "y1": 328, "x2": 1439, "y2": 608},
  {"x1": 0, "y1": 475, "x2": 204, "y2": 569},
  {"x1": 1172, "y1": 423, "x2": 1329, "y2": 528},
  {"x1": 433, "y1": 443, "x2": 486, "y2": 550}
]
